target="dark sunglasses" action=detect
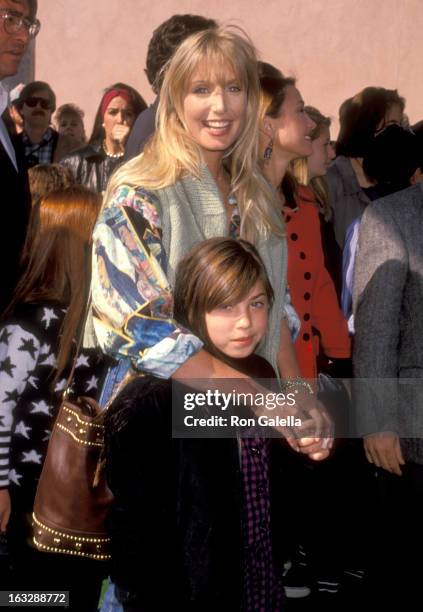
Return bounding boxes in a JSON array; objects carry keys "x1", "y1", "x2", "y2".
[{"x1": 24, "y1": 97, "x2": 52, "y2": 110}]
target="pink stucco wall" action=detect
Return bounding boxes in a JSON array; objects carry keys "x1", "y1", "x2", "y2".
[{"x1": 36, "y1": 0, "x2": 423, "y2": 137}]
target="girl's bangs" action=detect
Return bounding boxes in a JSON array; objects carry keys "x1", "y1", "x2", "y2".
[{"x1": 207, "y1": 263, "x2": 260, "y2": 310}]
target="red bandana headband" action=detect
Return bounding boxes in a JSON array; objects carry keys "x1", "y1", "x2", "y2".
[{"x1": 100, "y1": 89, "x2": 133, "y2": 118}]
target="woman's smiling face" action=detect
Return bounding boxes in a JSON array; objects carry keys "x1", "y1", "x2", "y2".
[{"x1": 182, "y1": 60, "x2": 248, "y2": 160}]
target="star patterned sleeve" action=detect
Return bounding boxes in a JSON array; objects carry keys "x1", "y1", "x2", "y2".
[
  {"x1": 91, "y1": 185, "x2": 203, "y2": 379},
  {"x1": 0, "y1": 325, "x2": 41, "y2": 488}
]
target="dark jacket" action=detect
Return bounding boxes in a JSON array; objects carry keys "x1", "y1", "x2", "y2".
[
  {"x1": 124, "y1": 99, "x2": 158, "y2": 162},
  {"x1": 326, "y1": 156, "x2": 370, "y2": 248},
  {"x1": 61, "y1": 141, "x2": 124, "y2": 193},
  {"x1": 0, "y1": 132, "x2": 30, "y2": 314},
  {"x1": 105, "y1": 355, "x2": 285, "y2": 610},
  {"x1": 105, "y1": 376, "x2": 242, "y2": 611}
]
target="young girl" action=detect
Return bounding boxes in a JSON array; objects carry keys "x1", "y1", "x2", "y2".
[
  {"x1": 104, "y1": 237, "x2": 287, "y2": 611},
  {"x1": 0, "y1": 186, "x2": 107, "y2": 610}
]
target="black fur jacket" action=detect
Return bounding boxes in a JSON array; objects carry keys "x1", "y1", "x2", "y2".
[{"x1": 104, "y1": 356, "x2": 286, "y2": 610}]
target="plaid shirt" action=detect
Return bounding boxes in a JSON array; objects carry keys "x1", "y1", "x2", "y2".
[
  {"x1": 22, "y1": 127, "x2": 57, "y2": 167},
  {"x1": 241, "y1": 438, "x2": 284, "y2": 611}
]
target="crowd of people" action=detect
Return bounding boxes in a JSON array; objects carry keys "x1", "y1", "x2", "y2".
[{"x1": 1, "y1": 3, "x2": 423, "y2": 611}]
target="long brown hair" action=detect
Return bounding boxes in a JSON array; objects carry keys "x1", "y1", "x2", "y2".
[
  {"x1": 173, "y1": 237, "x2": 273, "y2": 359},
  {"x1": 258, "y1": 61, "x2": 297, "y2": 209},
  {"x1": 10, "y1": 186, "x2": 101, "y2": 377}
]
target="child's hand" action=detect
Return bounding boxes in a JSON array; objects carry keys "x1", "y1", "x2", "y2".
[
  {"x1": 287, "y1": 391, "x2": 333, "y2": 459},
  {"x1": 298, "y1": 436, "x2": 331, "y2": 460}
]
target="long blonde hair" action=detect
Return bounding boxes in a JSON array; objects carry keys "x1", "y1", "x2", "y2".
[
  {"x1": 290, "y1": 106, "x2": 332, "y2": 220},
  {"x1": 104, "y1": 26, "x2": 283, "y2": 243}
]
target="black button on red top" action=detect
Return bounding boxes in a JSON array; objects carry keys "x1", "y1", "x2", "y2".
[
  {"x1": 303, "y1": 333, "x2": 310, "y2": 341},
  {"x1": 303, "y1": 313, "x2": 310, "y2": 321},
  {"x1": 304, "y1": 292, "x2": 311, "y2": 300},
  {"x1": 304, "y1": 272, "x2": 311, "y2": 280},
  {"x1": 299, "y1": 252, "x2": 306, "y2": 259},
  {"x1": 290, "y1": 233, "x2": 298, "y2": 241}
]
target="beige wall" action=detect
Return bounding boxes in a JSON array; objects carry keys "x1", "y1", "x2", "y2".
[{"x1": 36, "y1": 0, "x2": 423, "y2": 137}]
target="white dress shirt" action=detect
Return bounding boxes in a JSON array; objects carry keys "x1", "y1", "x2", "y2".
[{"x1": 0, "y1": 82, "x2": 18, "y2": 171}]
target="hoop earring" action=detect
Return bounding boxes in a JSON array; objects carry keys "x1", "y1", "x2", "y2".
[{"x1": 264, "y1": 138, "x2": 273, "y2": 161}]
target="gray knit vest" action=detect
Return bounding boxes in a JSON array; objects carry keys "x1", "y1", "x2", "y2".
[
  {"x1": 156, "y1": 166, "x2": 287, "y2": 374},
  {"x1": 85, "y1": 167, "x2": 287, "y2": 375}
]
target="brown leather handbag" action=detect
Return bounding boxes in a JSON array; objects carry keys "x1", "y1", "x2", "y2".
[
  {"x1": 32, "y1": 393, "x2": 114, "y2": 561},
  {"x1": 32, "y1": 299, "x2": 128, "y2": 561}
]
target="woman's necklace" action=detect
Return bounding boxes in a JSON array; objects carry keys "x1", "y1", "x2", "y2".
[{"x1": 102, "y1": 140, "x2": 124, "y2": 159}]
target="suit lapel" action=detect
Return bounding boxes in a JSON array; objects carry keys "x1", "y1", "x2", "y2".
[{"x1": 0, "y1": 138, "x2": 18, "y2": 174}]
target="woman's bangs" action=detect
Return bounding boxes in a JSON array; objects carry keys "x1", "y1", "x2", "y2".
[{"x1": 199, "y1": 40, "x2": 249, "y2": 90}]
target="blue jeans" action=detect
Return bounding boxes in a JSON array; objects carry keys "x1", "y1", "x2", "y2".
[{"x1": 99, "y1": 359, "x2": 130, "y2": 612}]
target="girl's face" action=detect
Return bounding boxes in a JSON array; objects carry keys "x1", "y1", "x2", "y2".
[
  {"x1": 103, "y1": 96, "x2": 136, "y2": 139},
  {"x1": 205, "y1": 280, "x2": 269, "y2": 359},
  {"x1": 182, "y1": 60, "x2": 247, "y2": 162},
  {"x1": 307, "y1": 126, "x2": 336, "y2": 179},
  {"x1": 58, "y1": 113, "x2": 84, "y2": 141},
  {"x1": 271, "y1": 85, "x2": 316, "y2": 161}
]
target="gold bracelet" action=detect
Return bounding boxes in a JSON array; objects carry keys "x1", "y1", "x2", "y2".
[{"x1": 283, "y1": 378, "x2": 314, "y2": 395}]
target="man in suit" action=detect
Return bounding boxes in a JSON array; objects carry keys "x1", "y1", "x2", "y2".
[
  {"x1": 353, "y1": 180, "x2": 423, "y2": 604},
  {"x1": 0, "y1": 0, "x2": 40, "y2": 314}
]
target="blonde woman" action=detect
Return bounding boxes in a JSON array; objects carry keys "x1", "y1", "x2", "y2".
[{"x1": 91, "y1": 26, "x2": 329, "y2": 454}]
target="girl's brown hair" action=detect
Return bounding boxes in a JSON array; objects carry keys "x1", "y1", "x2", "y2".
[
  {"x1": 28, "y1": 163, "x2": 74, "y2": 208},
  {"x1": 173, "y1": 237, "x2": 273, "y2": 358},
  {"x1": 10, "y1": 186, "x2": 101, "y2": 377}
]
